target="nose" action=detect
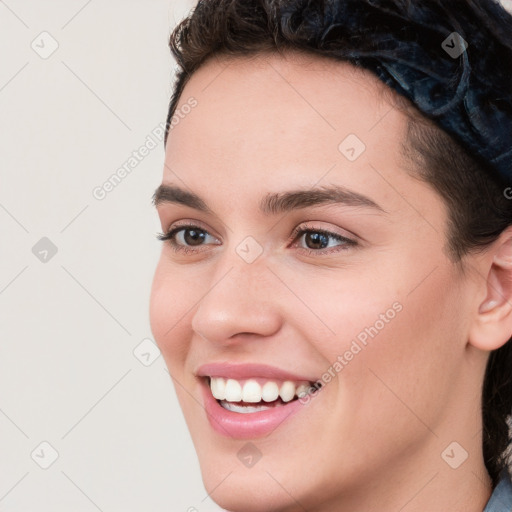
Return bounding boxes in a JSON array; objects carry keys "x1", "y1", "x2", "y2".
[{"x1": 191, "y1": 255, "x2": 282, "y2": 346}]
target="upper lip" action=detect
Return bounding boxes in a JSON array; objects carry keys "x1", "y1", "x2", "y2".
[{"x1": 196, "y1": 362, "x2": 317, "y2": 382}]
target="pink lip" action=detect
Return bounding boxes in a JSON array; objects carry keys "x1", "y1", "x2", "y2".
[
  {"x1": 196, "y1": 362, "x2": 320, "y2": 438},
  {"x1": 200, "y1": 378, "x2": 307, "y2": 439},
  {"x1": 196, "y1": 362, "x2": 317, "y2": 382}
]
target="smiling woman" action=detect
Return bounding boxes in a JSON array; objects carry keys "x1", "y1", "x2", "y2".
[{"x1": 149, "y1": 1, "x2": 512, "y2": 511}]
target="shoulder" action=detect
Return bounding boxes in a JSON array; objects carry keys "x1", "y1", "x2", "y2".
[{"x1": 483, "y1": 469, "x2": 512, "y2": 512}]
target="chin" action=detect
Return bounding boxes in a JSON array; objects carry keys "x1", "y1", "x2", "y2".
[{"x1": 200, "y1": 468, "x2": 305, "y2": 512}]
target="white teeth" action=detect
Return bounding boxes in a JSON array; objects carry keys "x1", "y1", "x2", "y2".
[
  {"x1": 261, "y1": 381, "x2": 279, "y2": 402},
  {"x1": 220, "y1": 400, "x2": 282, "y2": 413},
  {"x1": 296, "y1": 383, "x2": 310, "y2": 398},
  {"x1": 242, "y1": 379, "x2": 262, "y2": 403},
  {"x1": 210, "y1": 377, "x2": 226, "y2": 400},
  {"x1": 279, "y1": 381, "x2": 296, "y2": 402},
  {"x1": 208, "y1": 376, "x2": 314, "y2": 403},
  {"x1": 224, "y1": 379, "x2": 242, "y2": 402}
]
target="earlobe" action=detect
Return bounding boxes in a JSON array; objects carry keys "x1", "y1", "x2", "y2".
[{"x1": 469, "y1": 230, "x2": 512, "y2": 352}]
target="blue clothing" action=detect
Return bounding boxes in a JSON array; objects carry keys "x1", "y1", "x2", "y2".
[{"x1": 483, "y1": 469, "x2": 512, "y2": 512}]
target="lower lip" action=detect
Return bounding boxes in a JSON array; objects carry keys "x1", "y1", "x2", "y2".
[{"x1": 200, "y1": 379, "x2": 307, "y2": 439}]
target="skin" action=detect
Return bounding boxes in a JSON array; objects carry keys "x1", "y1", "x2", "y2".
[{"x1": 149, "y1": 51, "x2": 512, "y2": 512}]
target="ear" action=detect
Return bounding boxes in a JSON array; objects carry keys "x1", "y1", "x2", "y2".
[{"x1": 469, "y1": 227, "x2": 512, "y2": 351}]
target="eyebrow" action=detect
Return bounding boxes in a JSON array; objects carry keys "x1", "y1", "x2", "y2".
[{"x1": 152, "y1": 184, "x2": 385, "y2": 215}]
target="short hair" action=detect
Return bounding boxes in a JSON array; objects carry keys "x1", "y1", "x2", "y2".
[{"x1": 164, "y1": 0, "x2": 512, "y2": 487}]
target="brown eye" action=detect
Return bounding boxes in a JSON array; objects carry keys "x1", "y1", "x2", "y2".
[
  {"x1": 156, "y1": 224, "x2": 220, "y2": 254},
  {"x1": 303, "y1": 231, "x2": 331, "y2": 250},
  {"x1": 179, "y1": 227, "x2": 207, "y2": 246},
  {"x1": 290, "y1": 224, "x2": 357, "y2": 256}
]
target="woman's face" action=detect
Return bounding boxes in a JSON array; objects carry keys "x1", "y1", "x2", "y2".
[{"x1": 150, "y1": 53, "x2": 484, "y2": 511}]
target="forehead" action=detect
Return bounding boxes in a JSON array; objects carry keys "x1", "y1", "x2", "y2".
[
  {"x1": 166, "y1": 52, "x2": 413, "y2": 201},
  {"x1": 167, "y1": 51, "x2": 407, "y2": 171},
  {"x1": 173, "y1": 51, "x2": 394, "y2": 132},
  {"x1": 162, "y1": 51, "x2": 450, "y2": 253}
]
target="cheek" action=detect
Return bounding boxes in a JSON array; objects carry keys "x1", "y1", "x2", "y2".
[
  {"x1": 149, "y1": 261, "x2": 203, "y2": 425},
  {"x1": 149, "y1": 259, "x2": 193, "y2": 369},
  {"x1": 284, "y1": 254, "x2": 463, "y2": 403},
  {"x1": 309, "y1": 260, "x2": 464, "y2": 454}
]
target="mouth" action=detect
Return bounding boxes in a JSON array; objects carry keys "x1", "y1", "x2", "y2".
[
  {"x1": 198, "y1": 369, "x2": 322, "y2": 439},
  {"x1": 209, "y1": 376, "x2": 314, "y2": 412}
]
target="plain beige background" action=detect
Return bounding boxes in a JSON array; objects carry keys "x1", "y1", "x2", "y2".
[
  {"x1": 0, "y1": 1, "x2": 223, "y2": 510},
  {"x1": 2, "y1": 1, "x2": 512, "y2": 511}
]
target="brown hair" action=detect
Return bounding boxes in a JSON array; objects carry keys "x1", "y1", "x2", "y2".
[{"x1": 164, "y1": 0, "x2": 512, "y2": 487}]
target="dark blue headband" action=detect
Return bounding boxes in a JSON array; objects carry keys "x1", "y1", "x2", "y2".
[{"x1": 281, "y1": 0, "x2": 512, "y2": 185}]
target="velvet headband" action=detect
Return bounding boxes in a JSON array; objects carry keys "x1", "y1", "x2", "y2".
[{"x1": 279, "y1": 0, "x2": 512, "y2": 185}]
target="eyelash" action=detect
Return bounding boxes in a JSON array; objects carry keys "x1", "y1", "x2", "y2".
[{"x1": 156, "y1": 222, "x2": 357, "y2": 256}]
